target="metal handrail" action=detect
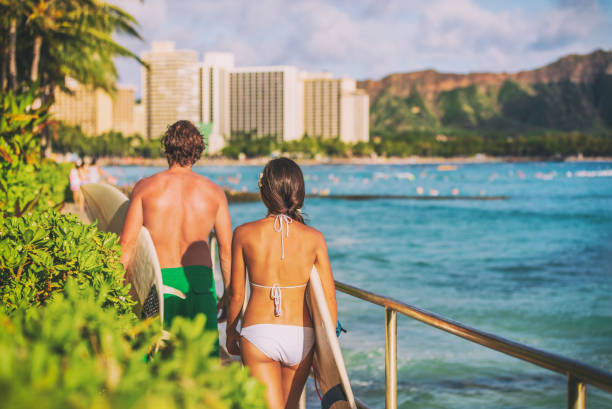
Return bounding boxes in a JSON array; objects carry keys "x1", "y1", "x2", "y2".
[
  {"x1": 210, "y1": 234, "x2": 612, "y2": 409},
  {"x1": 335, "y1": 280, "x2": 612, "y2": 409}
]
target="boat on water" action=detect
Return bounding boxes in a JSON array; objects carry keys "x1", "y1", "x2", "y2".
[{"x1": 437, "y1": 165, "x2": 457, "y2": 171}]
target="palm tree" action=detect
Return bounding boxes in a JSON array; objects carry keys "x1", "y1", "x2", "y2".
[
  {"x1": 1, "y1": 0, "x2": 144, "y2": 156},
  {"x1": 0, "y1": 0, "x2": 26, "y2": 91},
  {"x1": 0, "y1": 0, "x2": 143, "y2": 93}
]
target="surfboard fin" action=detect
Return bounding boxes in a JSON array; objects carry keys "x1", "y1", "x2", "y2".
[{"x1": 162, "y1": 285, "x2": 187, "y2": 299}]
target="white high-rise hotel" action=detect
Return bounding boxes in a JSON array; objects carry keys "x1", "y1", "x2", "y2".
[{"x1": 142, "y1": 42, "x2": 369, "y2": 153}]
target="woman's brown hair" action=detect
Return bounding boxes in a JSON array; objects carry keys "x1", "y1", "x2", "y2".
[
  {"x1": 259, "y1": 157, "x2": 305, "y2": 223},
  {"x1": 161, "y1": 120, "x2": 204, "y2": 167}
]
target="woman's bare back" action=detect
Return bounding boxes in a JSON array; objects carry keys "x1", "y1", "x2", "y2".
[{"x1": 236, "y1": 216, "x2": 325, "y2": 328}]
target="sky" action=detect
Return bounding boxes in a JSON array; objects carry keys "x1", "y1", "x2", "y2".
[{"x1": 112, "y1": 0, "x2": 612, "y2": 97}]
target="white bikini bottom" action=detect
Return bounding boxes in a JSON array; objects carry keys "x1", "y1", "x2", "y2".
[{"x1": 241, "y1": 324, "x2": 315, "y2": 367}]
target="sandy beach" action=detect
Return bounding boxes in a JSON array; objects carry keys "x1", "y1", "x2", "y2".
[{"x1": 96, "y1": 154, "x2": 612, "y2": 167}]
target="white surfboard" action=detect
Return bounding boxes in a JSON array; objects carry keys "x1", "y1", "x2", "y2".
[
  {"x1": 308, "y1": 266, "x2": 356, "y2": 409},
  {"x1": 81, "y1": 183, "x2": 184, "y2": 324}
]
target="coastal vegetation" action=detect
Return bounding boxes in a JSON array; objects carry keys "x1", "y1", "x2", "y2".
[
  {"x1": 0, "y1": 1, "x2": 267, "y2": 407},
  {"x1": 221, "y1": 129, "x2": 612, "y2": 159},
  {"x1": 0, "y1": 281, "x2": 266, "y2": 409},
  {"x1": 49, "y1": 122, "x2": 612, "y2": 160},
  {"x1": 52, "y1": 123, "x2": 163, "y2": 159},
  {"x1": 0, "y1": 210, "x2": 132, "y2": 313}
]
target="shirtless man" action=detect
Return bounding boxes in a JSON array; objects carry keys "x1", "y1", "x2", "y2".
[{"x1": 119, "y1": 120, "x2": 232, "y2": 354}]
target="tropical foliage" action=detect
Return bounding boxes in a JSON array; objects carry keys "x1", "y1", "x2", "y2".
[
  {"x1": 0, "y1": 0, "x2": 142, "y2": 93},
  {"x1": 221, "y1": 133, "x2": 354, "y2": 159},
  {"x1": 370, "y1": 130, "x2": 612, "y2": 158},
  {"x1": 0, "y1": 281, "x2": 266, "y2": 409},
  {"x1": 0, "y1": 87, "x2": 71, "y2": 216},
  {"x1": 0, "y1": 209, "x2": 133, "y2": 313},
  {"x1": 0, "y1": 0, "x2": 143, "y2": 153}
]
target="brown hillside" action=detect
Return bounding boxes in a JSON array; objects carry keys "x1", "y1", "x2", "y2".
[{"x1": 357, "y1": 49, "x2": 612, "y2": 105}]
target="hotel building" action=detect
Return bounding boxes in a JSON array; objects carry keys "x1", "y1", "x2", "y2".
[
  {"x1": 138, "y1": 45, "x2": 369, "y2": 152},
  {"x1": 141, "y1": 41, "x2": 199, "y2": 139},
  {"x1": 111, "y1": 86, "x2": 136, "y2": 136},
  {"x1": 302, "y1": 74, "x2": 369, "y2": 142},
  {"x1": 200, "y1": 52, "x2": 234, "y2": 153},
  {"x1": 51, "y1": 78, "x2": 136, "y2": 136},
  {"x1": 228, "y1": 66, "x2": 303, "y2": 142}
]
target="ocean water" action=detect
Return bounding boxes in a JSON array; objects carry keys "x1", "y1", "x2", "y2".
[{"x1": 106, "y1": 161, "x2": 612, "y2": 408}]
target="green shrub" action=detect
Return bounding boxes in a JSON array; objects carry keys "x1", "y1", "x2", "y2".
[
  {"x1": 0, "y1": 88, "x2": 71, "y2": 216},
  {"x1": 0, "y1": 160, "x2": 71, "y2": 216},
  {"x1": 0, "y1": 281, "x2": 266, "y2": 409},
  {"x1": 0, "y1": 87, "x2": 50, "y2": 166},
  {"x1": 0, "y1": 210, "x2": 133, "y2": 314}
]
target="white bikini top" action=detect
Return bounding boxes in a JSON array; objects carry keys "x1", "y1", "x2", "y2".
[{"x1": 250, "y1": 214, "x2": 307, "y2": 317}]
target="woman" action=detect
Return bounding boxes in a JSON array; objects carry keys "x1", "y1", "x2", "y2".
[{"x1": 226, "y1": 158, "x2": 337, "y2": 409}]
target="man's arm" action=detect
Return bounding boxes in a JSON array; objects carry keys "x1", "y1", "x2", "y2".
[
  {"x1": 214, "y1": 189, "x2": 232, "y2": 291},
  {"x1": 213, "y1": 188, "x2": 232, "y2": 322},
  {"x1": 119, "y1": 182, "x2": 144, "y2": 278}
]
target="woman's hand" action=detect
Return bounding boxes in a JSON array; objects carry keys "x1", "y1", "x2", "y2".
[{"x1": 226, "y1": 326, "x2": 241, "y2": 356}]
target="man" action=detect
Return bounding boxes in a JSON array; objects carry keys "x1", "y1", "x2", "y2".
[{"x1": 119, "y1": 120, "x2": 232, "y2": 354}]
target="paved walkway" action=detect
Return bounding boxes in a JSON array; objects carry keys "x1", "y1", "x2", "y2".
[{"x1": 61, "y1": 202, "x2": 91, "y2": 223}]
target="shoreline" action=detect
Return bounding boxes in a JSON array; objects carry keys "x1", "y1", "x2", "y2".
[{"x1": 97, "y1": 155, "x2": 612, "y2": 167}]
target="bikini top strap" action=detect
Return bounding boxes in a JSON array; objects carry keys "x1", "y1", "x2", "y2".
[
  {"x1": 250, "y1": 282, "x2": 308, "y2": 289},
  {"x1": 250, "y1": 281, "x2": 308, "y2": 317},
  {"x1": 273, "y1": 214, "x2": 292, "y2": 260}
]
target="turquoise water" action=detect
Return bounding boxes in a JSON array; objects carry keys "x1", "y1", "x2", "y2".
[{"x1": 107, "y1": 162, "x2": 612, "y2": 408}]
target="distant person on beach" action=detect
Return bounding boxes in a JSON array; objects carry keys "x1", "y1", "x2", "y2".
[
  {"x1": 78, "y1": 158, "x2": 90, "y2": 185},
  {"x1": 69, "y1": 160, "x2": 84, "y2": 211},
  {"x1": 119, "y1": 120, "x2": 232, "y2": 355},
  {"x1": 226, "y1": 158, "x2": 338, "y2": 409},
  {"x1": 88, "y1": 157, "x2": 117, "y2": 184}
]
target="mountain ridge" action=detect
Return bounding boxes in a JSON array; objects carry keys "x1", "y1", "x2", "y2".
[{"x1": 357, "y1": 50, "x2": 612, "y2": 134}]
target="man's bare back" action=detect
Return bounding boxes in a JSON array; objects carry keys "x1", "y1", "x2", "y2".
[
  {"x1": 119, "y1": 166, "x2": 232, "y2": 296},
  {"x1": 130, "y1": 167, "x2": 227, "y2": 266}
]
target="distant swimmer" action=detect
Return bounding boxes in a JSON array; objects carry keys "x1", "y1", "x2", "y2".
[{"x1": 119, "y1": 120, "x2": 232, "y2": 357}]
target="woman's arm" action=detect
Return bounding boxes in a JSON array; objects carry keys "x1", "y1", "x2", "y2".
[
  {"x1": 226, "y1": 226, "x2": 246, "y2": 355},
  {"x1": 314, "y1": 232, "x2": 337, "y2": 324}
]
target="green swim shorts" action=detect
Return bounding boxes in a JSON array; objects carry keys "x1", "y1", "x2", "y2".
[{"x1": 161, "y1": 265, "x2": 218, "y2": 355}]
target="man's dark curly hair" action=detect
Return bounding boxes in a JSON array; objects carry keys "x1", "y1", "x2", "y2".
[{"x1": 161, "y1": 120, "x2": 204, "y2": 167}]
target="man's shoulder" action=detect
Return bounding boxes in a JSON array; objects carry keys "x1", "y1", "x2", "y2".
[
  {"x1": 133, "y1": 170, "x2": 169, "y2": 190},
  {"x1": 131, "y1": 174, "x2": 157, "y2": 196},
  {"x1": 189, "y1": 173, "x2": 225, "y2": 198}
]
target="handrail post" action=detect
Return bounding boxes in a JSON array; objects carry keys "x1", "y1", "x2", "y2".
[
  {"x1": 568, "y1": 375, "x2": 586, "y2": 409},
  {"x1": 385, "y1": 307, "x2": 397, "y2": 409}
]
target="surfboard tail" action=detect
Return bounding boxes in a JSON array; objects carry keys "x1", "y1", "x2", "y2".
[{"x1": 309, "y1": 266, "x2": 357, "y2": 409}]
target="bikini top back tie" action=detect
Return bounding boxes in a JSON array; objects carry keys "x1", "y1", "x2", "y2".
[
  {"x1": 249, "y1": 214, "x2": 306, "y2": 317},
  {"x1": 273, "y1": 214, "x2": 292, "y2": 260}
]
